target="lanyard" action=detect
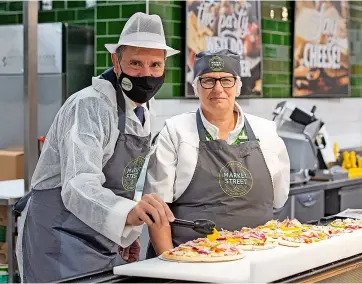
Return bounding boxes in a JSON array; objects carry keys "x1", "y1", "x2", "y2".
[{"x1": 204, "y1": 128, "x2": 248, "y2": 145}]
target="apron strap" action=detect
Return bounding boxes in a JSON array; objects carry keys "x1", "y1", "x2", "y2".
[
  {"x1": 133, "y1": 136, "x2": 159, "y2": 202},
  {"x1": 243, "y1": 116, "x2": 257, "y2": 142},
  {"x1": 196, "y1": 109, "x2": 207, "y2": 142},
  {"x1": 116, "y1": 83, "x2": 126, "y2": 133}
]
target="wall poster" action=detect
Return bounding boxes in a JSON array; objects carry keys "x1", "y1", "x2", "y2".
[
  {"x1": 293, "y1": 1, "x2": 350, "y2": 97},
  {"x1": 185, "y1": 0, "x2": 262, "y2": 97}
]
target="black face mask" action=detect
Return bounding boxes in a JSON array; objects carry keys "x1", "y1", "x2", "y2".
[{"x1": 118, "y1": 71, "x2": 165, "y2": 104}]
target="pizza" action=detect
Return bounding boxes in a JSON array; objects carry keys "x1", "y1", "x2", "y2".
[
  {"x1": 160, "y1": 217, "x2": 362, "y2": 261},
  {"x1": 160, "y1": 237, "x2": 245, "y2": 262},
  {"x1": 217, "y1": 228, "x2": 278, "y2": 251},
  {"x1": 328, "y1": 218, "x2": 362, "y2": 231},
  {"x1": 277, "y1": 228, "x2": 331, "y2": 247}
]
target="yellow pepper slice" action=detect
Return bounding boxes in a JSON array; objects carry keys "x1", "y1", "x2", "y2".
[{"x1": 207, "y1": 227, "x2": 220, "y2": 242}]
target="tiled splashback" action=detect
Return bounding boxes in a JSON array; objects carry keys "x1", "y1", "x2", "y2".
[{"x1": 0, "y1": 0, "x2": 362, "y2": 98}]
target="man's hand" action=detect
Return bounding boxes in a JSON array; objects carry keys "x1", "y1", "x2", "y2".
[
  {"x1": 119, "y1": 239, "x2": 140, "y2": 263},
  {"x1": 126, "y1": 193, "x2": 175, "y2": 228}
]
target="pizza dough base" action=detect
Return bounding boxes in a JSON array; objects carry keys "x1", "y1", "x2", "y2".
[
  {"x1": 159, "y1": 253, "x2": 245, "y2": 262},
  {"x1": 278, "y1": 239, "x2": 305, "y2": 248},
  {"x1": 239, "y1": 242, "x2": 278, "y2": 251}
]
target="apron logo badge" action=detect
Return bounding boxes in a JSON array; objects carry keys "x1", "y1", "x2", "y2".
[
  {"x1": 219, "y1": 161, "x2": 253, "y2": 197},
  {"x1": 122, "y1": 156, "x2": 146, "y2": 191},
  {"x1": 121, "y1": 77, "x2": 133, "y2": 91},
  {"x1": 208, "y1": 56, "x2": 224, "y2": 72}
]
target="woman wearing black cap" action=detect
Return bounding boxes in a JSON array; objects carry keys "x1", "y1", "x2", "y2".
[{"x1": 143, "y1": 49, "x2": 290, "y2": 257}]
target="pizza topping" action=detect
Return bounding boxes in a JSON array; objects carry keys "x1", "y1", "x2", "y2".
[{"x1": 207, "y1": 227, "x2": 220, "y2": 242}]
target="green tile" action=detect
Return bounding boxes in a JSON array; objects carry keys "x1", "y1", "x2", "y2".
[
  {"x1": 0, "y1": 14, "x2": 17, "y2": 24},
  {"x1": 351, "y1": 77, "x2": 358, "y2": 86},
  {"x1": 67, "y1": 0, "x2": 86, "y2": 8},
  {"x1": 96, "y1": 35, "x2": 119, "y2": 52},
  {"x1": 163, "y1": 21, "x2": 173, "y2": 36},
  {"x1": 167, "y1": 37, "x2": 182, "y2": 49},
  {"x1": 278, "y1": 74, "x2": 289, "y2": 84},
  {"x1": 8, "y1": 1, "x2": 22, "y2": 11},
  {"x1": 96, "y1": 21, "x2": 107, "y2": 35},
  {"x1": 351, "y1": 21, "x2": 361, "y2": 29},
  {"x1": 97, "y1": 53, "x2": 107, "y2": 67},
  {"x1": 165, "y1": 54, "x2": 181, "y2": 67},
  {"x1": 57, "y1": 10, "x2": 76, "y2": 21},
  {"x1": 121, "y1": 3, "x2": 146, "y2": 18},
  {"x1": 262, "y1": 87, "x2": 273, "y2": 98},
  {"x1": 282, "y1": 61, "x2": 291, "y2": 72},
  {"x1": 350, "y1": 9, "x2": 362, "y2": 18},
  {"x1": 97, "y1": 4, "x2": 120, "y2": 19},
  {"x1": 38, "y1": 11, "x2": 56, "y2": 23},
  {"x1": 262, "y1": 32, "x2": 271, "y2": 44},
  {"x1": 77, "y1": 8, "x2": 95, "y2": 20},
  {"x1": 351, "y1": 89, "x2": 361, "y2": 98},
  {"x1": 173, "y1": 21, "x2": 182, "y2": 34},
  {"x1": 263, "y1": 45, "x2": 278, "y2": 58},
  {"x1": 263, "y1": 73, "x2": 274, "y2": 85},
  {"x1": 272, "y1": 34, "x2": 281, "y2": 45},
  {"x1": 263, "y1": 59, "x2": 273, "y2": 71},
  {"x1": 96, "y1": 67, "x2": 105, "y2": 76},
  {"x1": 18, "y1": 13, "x2": 22, "y2": 23},
  {"x1": 52, "y1": 1, "x2": 65, "y2": 9},
  {"x1": 172, "y1": 84, "x2": 183, "y2": 97},
  {"x1": 277, "y1": 21, "x2": 289, "y2": 33},
  {"x1": 0, "y1": 2, "x2": 8, "y2": 11},
  {"x1": 164, "y1": 69, "x2": 173, "y2": 83},
  {"x1": 171, "y1": 69, "x2": 183, "y2": 83},
  {"x1": 108, "y1": 20, "x2": 126, "y2": 35},
  {"x1": 155, "y1": 83, "x2": 173, "y2": 98},
  {"x1": 284, "y1": 35, "x2": 291, "y2": 46},
  {"x1": 106, "y1": 54, "x2": 113, "y2": 66},
  {"x1": 263, "y1": 19, "x2": 277, "y2": 31},
  {"x1": 172, "y1": 6, "x2": 182, "y2": 21}
]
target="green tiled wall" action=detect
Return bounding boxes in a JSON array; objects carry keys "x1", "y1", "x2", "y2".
[
  {"x1": 260, "y1": 1, "x2": 292, "y2": 98},
  {"x1": 95, "y1": 0, "x2": 185, "y2": 98},
  {"x1": 0, "y1": 1, "x2": 95, "y2": 26},
  {"x1": 1, "y1": 1, "x2": 362, "y2": 98}
]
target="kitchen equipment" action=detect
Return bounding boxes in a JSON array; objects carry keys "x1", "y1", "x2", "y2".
[
  {"x1": 147, "y1": 214, "x2": 216, "y2": 235},
  {"x1": 272, "y1": 101, "x2": 342, "y2": 184},
  {"x1": 0, "y1": 23, "x2": 94, "y2": 149},
  {"x1": 172, "y1": 218, "x2": 216, "y2": 235}
]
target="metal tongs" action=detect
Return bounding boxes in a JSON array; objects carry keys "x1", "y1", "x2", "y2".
[
  {"x1": 172, "y1": 218, "x2": 216, "y2": 235},
  {"x1": 147, "y1": 214, "x2": 216, "y2": 235}
]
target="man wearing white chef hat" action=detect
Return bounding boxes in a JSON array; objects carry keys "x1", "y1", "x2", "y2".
[
  {"x1": 143, "y1": 49, "x2": 290, "y2": 256},
  {"x1": 14, "y1": 12, "x2": 179, "y2": 282}
]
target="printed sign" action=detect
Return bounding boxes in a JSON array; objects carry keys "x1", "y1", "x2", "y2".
[
  {"x1": 293, "y1": 1, "x2": 350, "y2": 97},
  {"x1": 185, "y1": 0, "x2": 262, "y2": 97}
]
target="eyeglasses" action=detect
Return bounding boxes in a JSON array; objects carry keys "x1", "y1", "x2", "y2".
[{"x1": 199, "y1": 76, "x2": 237, "y2": 89}]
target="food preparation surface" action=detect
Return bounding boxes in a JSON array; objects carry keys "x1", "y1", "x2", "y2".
[{"x1": 114, "y1": 230, "x2": 362, "y2": 283}]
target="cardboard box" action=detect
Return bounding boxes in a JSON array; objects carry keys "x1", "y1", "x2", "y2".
[{"x1": 0, "y1": 150, "x2": 24, "y2": 181}]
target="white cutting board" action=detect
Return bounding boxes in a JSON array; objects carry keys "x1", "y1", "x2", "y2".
[
  {"x1": 113, "y1": 257, "x2": 251, "y2": 283},
  {"x1": 114, "y1": 231, "x2": 362, "y2": 283},
  {"x1": 248, "y1": 230, "x2": 362, "y2": 282}
]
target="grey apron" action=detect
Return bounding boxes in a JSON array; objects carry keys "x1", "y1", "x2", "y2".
[
  {"x1": 147, "y1": 109, "x2": 274, "y2": 257},
  {"x1": 15, "y1": 91, "x2": 151, "y2": 283}
]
